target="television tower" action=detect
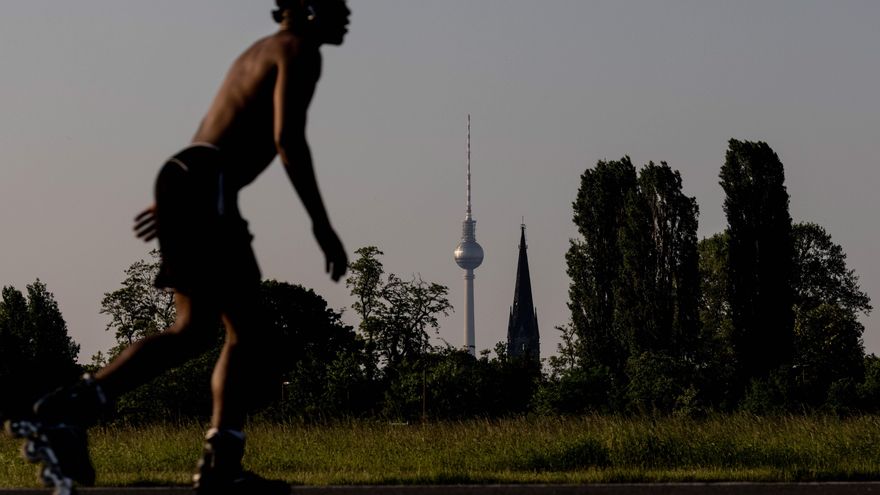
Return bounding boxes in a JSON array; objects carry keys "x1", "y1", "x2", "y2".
[{"x1": 454, "y1": 114, "x2": 484, "y2": 356}]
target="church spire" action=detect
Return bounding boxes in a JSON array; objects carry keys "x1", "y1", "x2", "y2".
[{"x1": 507, "y1": 223, "x2": 540, "y2": 362}]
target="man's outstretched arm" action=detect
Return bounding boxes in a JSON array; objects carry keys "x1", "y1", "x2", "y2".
[{"x1": 274, "y1": 51, "x2": 347, "y2": 281}]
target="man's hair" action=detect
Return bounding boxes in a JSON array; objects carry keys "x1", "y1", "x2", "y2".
[{"x1": 273, "y1": 0, "x2": 300, "y2": 23}]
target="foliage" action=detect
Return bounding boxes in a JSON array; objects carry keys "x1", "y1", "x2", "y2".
[
  {"x1": 346, "y1": 247, "x2": 452, "y2": 368},
  {"x1": 566, "y1": 157, "x2": 637, "y2": 380},
  {"x1": 856, "y1": 354, "x2": 880, "y2": 412},
  {"x1": 0, "y1": 280, "x2": 81, "y2": 417},
  {"x1": 788, "y1": 222, "x2": 869, "y2": 409},
  {"x1": 6, "y1": 137, "x2": 879, "y2": 422},
  {"x1": 697, "y1": 233, "x2": 733, "y2": 343},
  {"x1": 343, "y1": 246, "x2": 552, "y2": 420},
  {"x1": 720, "y1": 139, "x2": 795, "y2": 386},
  {"x1": 100, "y1": 249, "x2": 175, "y2": 360},
  {"x1": 114, "y1": 346, "x2": 219, "y2": 424},
  {"x1": 263, "y1": 280, "x2": 367, "y2": 420},
  {"x1": 557, "y1": 142, "x2": 872, "y2": 415},
  {"x1": 696, "y1": 221, "x2": 873, "y2": 413},
  {"x1": 624, "y1": 351, "x2": 689, "y2": 415},
  {"x1": 739, "y1": 368, "x2": 795, "y2": 415},
  {"x1": 115, "y1": 279, "x2": 367, "y2": 423},
  {"x1": 96, "y1": 252, "x2": 368, "y2": 422},
  {"x1": 791, "y1": 303, "x2": 865, "y2": 409},
  {"x1": 564, "y1": 158, "x2": 700, "y2": 413},
  {"x1": 535, "y1": 363, "x2": 614, "y2": 416},
  {"x1": 695, "y1": 232, "x2": 738, "y2": 408},
  {"x1": 378, "y1": 345, "x2": 543, "y2": 421},
  {"x1": 617, "y1": 162, "x2": 700, "y2": 358}
]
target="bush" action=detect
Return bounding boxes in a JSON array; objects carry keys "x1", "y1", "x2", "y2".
[
  {"x1": 739, "y1": 368, "x2": 793, "y2": 415},
  {"x1": 534, "y1": 364, "x2": 614, "y2": 415}
]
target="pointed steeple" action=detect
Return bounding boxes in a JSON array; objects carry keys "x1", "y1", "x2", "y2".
[{"x1": 507, "y1": 223, "x2": 540, "y2": 362}]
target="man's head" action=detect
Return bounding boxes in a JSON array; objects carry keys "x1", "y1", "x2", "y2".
[{"x1": 273, "y1": 0, "x2": 350, "y2": 45}]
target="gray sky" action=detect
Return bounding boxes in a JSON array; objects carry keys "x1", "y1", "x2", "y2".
[{"x1": 1, "y1": 1, "x2": 878, "y2": 363}]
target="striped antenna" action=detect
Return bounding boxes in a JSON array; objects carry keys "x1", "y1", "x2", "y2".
[{"x1": 466, "y1": 114, "x2": 472, "y2": 218}]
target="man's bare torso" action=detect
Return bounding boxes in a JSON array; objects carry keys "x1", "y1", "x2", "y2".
[
  {"x1": 192, "y1": 30, "x2": 320, "y2": 189},
  {"x1": 135, "y1": 3, "x2": 349, "y2": 279}
]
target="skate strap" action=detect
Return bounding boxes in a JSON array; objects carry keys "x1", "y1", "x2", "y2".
[
  {"x1": 81, "y1": 374, "x2": 108, "y2": 407},
  {"x1": 205, "y1": 428, "x2": 246, "y2": 442}
]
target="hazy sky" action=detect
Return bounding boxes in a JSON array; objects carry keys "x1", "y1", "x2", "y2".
[{"x1": 1, "y1": 1, "x2": 878, "y2": 363}]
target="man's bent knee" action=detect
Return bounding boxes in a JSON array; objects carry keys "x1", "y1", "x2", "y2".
[{"x1": 165, "y1": 301, "x2": 220, "y2": 356}]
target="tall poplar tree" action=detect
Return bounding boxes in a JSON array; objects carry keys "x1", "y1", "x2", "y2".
[
  {"x1": 566, "y1": 158, "x2": 638, "y2": 380},
  {"x1": 617, "y1": 162, "x2": 700, "y2": 356},
  {"x1": 720, "y1": 139, "x2": 794, "y2": 386}
]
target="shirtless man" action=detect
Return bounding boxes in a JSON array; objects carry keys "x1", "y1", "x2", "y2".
[{"x1": 22, "y1": 1, "x2": 350, "y2": 493}]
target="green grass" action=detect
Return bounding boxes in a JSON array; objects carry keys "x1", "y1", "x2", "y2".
[{"x1": 3, "y1": 415, "x2": 880, "y2": 487}]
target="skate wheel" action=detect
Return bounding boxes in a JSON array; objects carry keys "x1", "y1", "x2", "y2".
[
  {"x1": 53, "y1": 480, "x2": 76, "y2": 495},
  {"x1": 4, "y1": 419, "x2": 21, "y2": 437},
  {"x1": 22, "y1": 441, "x2": 42, "y2": 463},
  {"x1": 5, "y1": 419, "x2": 38, "y2": 439},
  {"x1": 39, "y1": 465, "x2": 54, "y2": 487},
  {"x1": 41, "y1": 464, "x2": 74, "y2": 492}
]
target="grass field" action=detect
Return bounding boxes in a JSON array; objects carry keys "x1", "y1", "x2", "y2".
[{"x1": 3, "y1": 415, "x2": 880, "y2": 487}]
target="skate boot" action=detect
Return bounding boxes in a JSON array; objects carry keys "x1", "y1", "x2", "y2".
[
  {"x1": 4, "y1": 374, "x2": 108, "y2": 494},
  {"x1": 193, "y1": 429, "x2": 289, "y2": 495},
  {"x1": 5, "y1": 419, "x2": 93, "y2": 493},
  {"x1": 33, "y1": 373, "x2": 109, "y2": 426}
]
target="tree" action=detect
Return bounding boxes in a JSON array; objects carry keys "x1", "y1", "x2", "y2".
[
  {"x1": 791, "y1": 303, "x2": 864, "y2": 408},
  {"x1": 720, "y1": 139, "x2": 794, "y2": 387},
  {"x1": 611, "y1": 162, "x2": 701, "y2": 413},
  {"x1": 346, "y1": 247, "x2": 452, "y2": 368},
  {"x1": 566, "y1": 157, "x2": 638, "y2": 382},
  {"x1": 0, "y1": 287, "x2": 29, "y2": 399},
  {"x1": 538, "y1": 324, "x2": 615, "y2": 415},
  {"x1": 378, "y1": 274, "x2": 452, "y2": 366},
  {"x1": 695, "y1": 232, "x2": 737, "y2": 409},
  {"x1": 346, "y1": 246, "x2": 385, "y2": 350},
  {"x1": 789, "y1": 222, "x2": 871, "y2": 408},
  {"x1": 625, "y1": 350, "x2": 688, "y2": 414},
  {"x1": 0, "y1": 280, "x2": 81, "y2": 417},
  {"x1": 261, "y1": 280, "x2": 369, "y2": 420},
  {"x1": 565, "y1": 159, "x2": 700, "y2": 412},
  {"x1": 100, "y1": 250, "x2": 175, "y2": 359},
  {"x1": 698, "y1": 232, "x2": 732, "y2": 342},
  {"x1": 617, "y1": 162, "x2": 700, "y2": 358},
  {"x1": 100, "y1": 253, "x2": 364, "y2": 422},
  {"x1": 792, "y1": 222, "x2": 871, "y2": 316},
  {"x1": 345, "y1": 247, "x2": 454, "y2": 419}
]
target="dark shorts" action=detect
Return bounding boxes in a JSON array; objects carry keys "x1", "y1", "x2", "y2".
[{"x1": 153, "y1": 145, "x2": 261, "y2": 295}]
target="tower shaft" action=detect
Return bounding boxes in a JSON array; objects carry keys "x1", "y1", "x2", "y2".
[{"x1": 464, "y1": 270, "x2": 475, "y2": 355}]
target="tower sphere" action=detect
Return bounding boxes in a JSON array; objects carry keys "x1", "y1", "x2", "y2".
[{"x1": 454, "y1": 239, "x2": 484, "y2": 270}]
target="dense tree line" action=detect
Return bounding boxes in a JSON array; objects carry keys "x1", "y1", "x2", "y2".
[
  {"x1": 91, "y1": 247, "x2": 541, "y2": 423},
  {"x1": 0, "y1": 138, "x2": 873, "y2": 422},
  {"x1": 550, "y1": 139, "x2": 873, "y2": 415}
]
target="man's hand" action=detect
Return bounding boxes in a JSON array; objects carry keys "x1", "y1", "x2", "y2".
[
  {"x1": 134, "y1": 204, "x2": 158, "y2": 242},
  {"x1": 313, "y1": 223, "x2": 347, "y2": 282}
]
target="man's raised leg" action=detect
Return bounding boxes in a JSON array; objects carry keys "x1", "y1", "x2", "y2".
[{"x1": 94, "y1": 292, "x2": 219, "y2": 398}]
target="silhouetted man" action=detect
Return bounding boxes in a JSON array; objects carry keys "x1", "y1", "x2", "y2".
[{"x1": 25, "y1": 1, "x2": 350, "y2": 493}]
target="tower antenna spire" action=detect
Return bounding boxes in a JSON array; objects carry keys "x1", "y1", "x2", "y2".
[{"x1": 466, "y1": 114, "x2": 472, "y2": 219}]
